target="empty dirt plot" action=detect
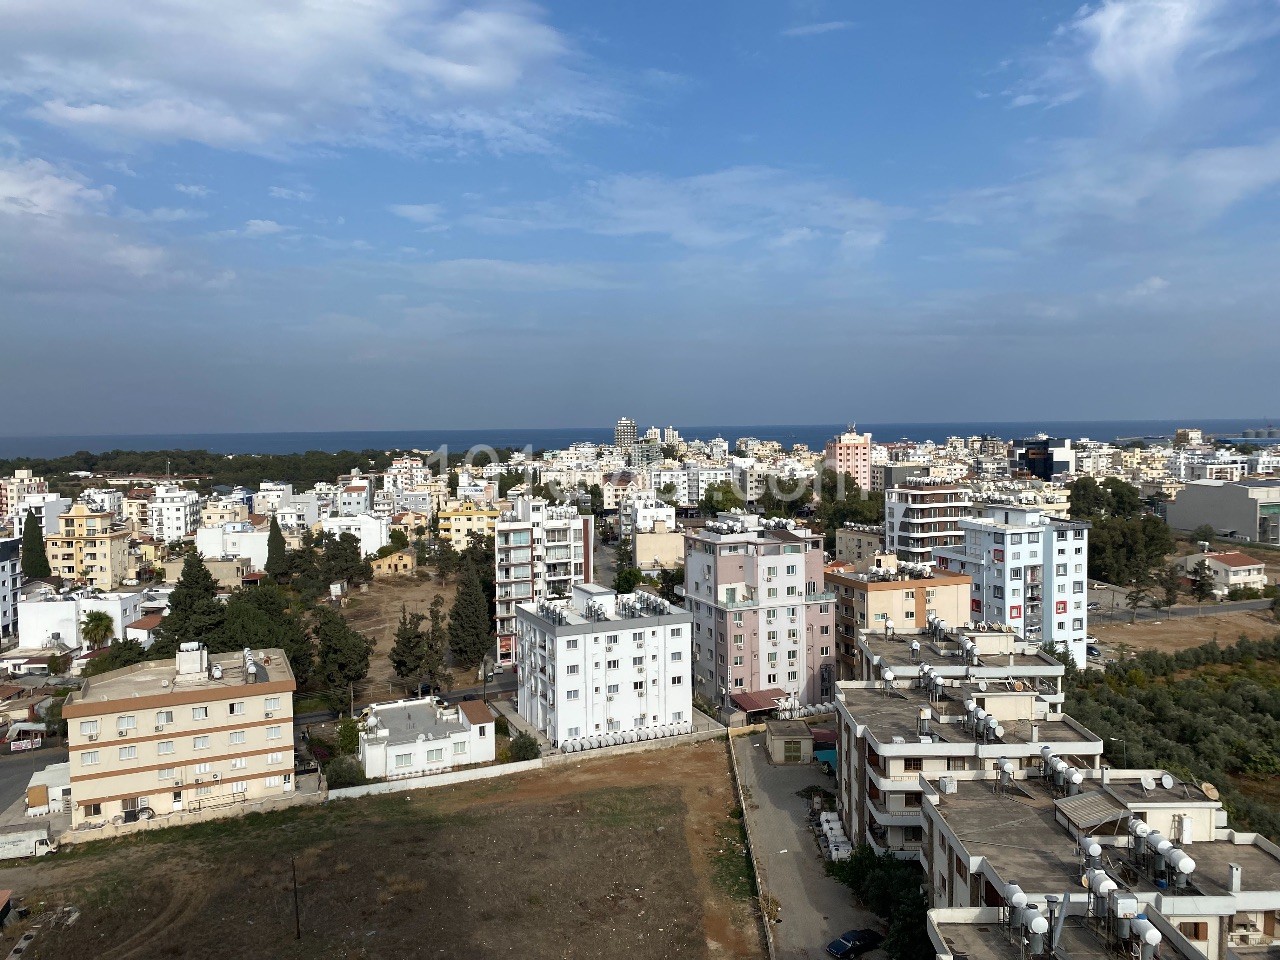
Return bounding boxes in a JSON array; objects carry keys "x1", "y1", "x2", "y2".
[
  {"x1": 1093, "y1": 610, "x2": 1279, "y2": 654},
  {"x1": 10, "y1": 741, "x2": 764, "y2": 960},
  {"x1": 340, "y1": 576, "x2": 459, "y2": 694}
]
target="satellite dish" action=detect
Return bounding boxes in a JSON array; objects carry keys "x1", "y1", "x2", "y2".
[
  {"x1": 1079, "y1": 875, "x2": 1090, "y2": 889},
  {"x1": 1201, "y1": 782, "x2": 1220, "y2": 801},
  {"x1": 1013, "y1": 681, "x2": 1026, "y2": 692},
  {"x1": 1160, "y1": 773, "x2": 1175, "y2": 790},
  {"x1": 977, "y1": 681, "x2": 988, "y2": 692},
  {"x1": 1140, "y1": 774, "x2": 1156, "y2": 792}
]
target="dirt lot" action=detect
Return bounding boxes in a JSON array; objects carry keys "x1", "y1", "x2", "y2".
[
  {"x1": 6, "y1": 741, "x2": 765, "y2": 960},
  {"x1": 339, "y1": 576, "x2": 461, "y2": 700},
  {"x1": 1092, "y1": 610, "x2": 1280, "y2": 654}
]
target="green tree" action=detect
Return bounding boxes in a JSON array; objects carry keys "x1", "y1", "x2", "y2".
[
  {"x1": 80, "y1": 609, "x2": 116, "y2": 650},
  {"x1": 588, "y1": 483, "x2": 604, "y2": 516},
  {"x1": 224, "y1": 585, "x2": 315, "y2": 686},
  {"x1": 509, "y1": 732, "x2": 541, "y2": 761},
  {"x1": 82, "y1": 638, "x2": 148, "y2": 677},
  {"x1": 336, "y1": 716, "x2": 360, "y2": 755},
  {"x1": 45, "y1": 653, "x2": 69, "y2": 677},
  {"x1": 1125, "y1": 582, "x2": 1152, "y2": 624},
  {"x1": 1156, "y1": 565, "x2": 1182, "y2": 610},
  {"x1": 388, "y1": 528, "x2": 410, "y2": 551},
  {"x1": 421, "y1": 596, "x2": 451, "y2": 696},
  {"x1": 699, "y1": 480, "x2": 743, "y2": 516},
  {"x1": 320, "y1": 532, "x2": 373, "y2": 585},
  {"x1": 1192, "y1": 524, "x2": 1217, "y2": 544},
  {"x1": 390, "y1": 604, "x2": 429, "y2": 681},
  {"x1": 43, "y1": 696, "x2": 68, "y2": 739},
  {"x1": 1189, "y1": 559, "x2": 1217, "y2": 604},
  {"x1": 656, "y1": 566, "x2": 684, "y2": 603},
  {"x1": 1101, "y1": 478, "x2": 1142, "y2": 519},
  {"x1": 152, "y1": 552, "x2": 225, "y2": 658},
  {"x1": 314, "y1": 606, "x2": 372, "y2": 690},
  {"x1": 448, "y1": 561, "x2": 493, "y2": 668},
  {"x1": 265, "y1": 515, "x2": 288, "y2": 581},
  {"x1": 1068, "y1": 477, "x2": 1109, "y2": 520},
  {"x1": 20, "y1": 509, "x2": 50, "y2": 579},
  {"x1": 613, "y1": 566, "x2": 644, "y2": 594}
]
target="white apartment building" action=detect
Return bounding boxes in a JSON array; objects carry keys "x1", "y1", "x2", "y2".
[
  {"x1": 0, "y1": 539, "x2": 17, "y2": 639},
  {"x1": 683, "y1": 514, "x2": 837, "y2": 711},
  {"x1": 383, "y1": 456, "x2": 431, "y2": 490},
  {"x1": 0, "y1": 470, "x2": 48, "y2": 520},
  {"x1": 16, "y1": 588, "x2": 150, "y2": 649},
  {"x1": 338, "y1": 483, "x2": 373, "y2": 516},
  {"x1": 494, "y1": 496, "x2": 593, "y2": 666},
  {"x1": 619, "y1": 494, "x2": 676, "y2": 538},
  {"x1": 195, "y1": 521, "x2": 270, "y2": 571},
  {"x1": 320, "y1": 513, "x2": 389, "y2": 557},
  {"x1": 62, "y1": 644, "x2": 296, "y2": 827},
  {"x1": 252, "y1": 482, "x2": 293, "y2": 516},
  {"x1": 884, "y1": 482, "x2": 972, "y2": 564},
  {"x1": 81, "y1": 488, "x2": 124, "y2": 519},
  {"x1": 10, "y1": 493, "x2": 72, "y2": 538},
  {"x1": 358, "y1": 698, "x2": 495, "y2": 779},
  {"x1": 150, "y1": 485, "x2": 200, "y2": 543},
  {"x1": 516, "y1": 584, "x2": 692, "y2": 749},
  {"x1": 934, "y1": 505, "x2": 1090, "y2": 668}
]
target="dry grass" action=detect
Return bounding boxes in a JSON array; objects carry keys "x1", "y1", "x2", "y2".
[{"x1": 1092, "y1": 610, "x2": 1280, "y2": 654}]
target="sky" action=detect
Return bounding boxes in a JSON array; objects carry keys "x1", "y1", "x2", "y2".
[{"x1": 2, "y1": 0, "x2": 1279, "y2": 435}]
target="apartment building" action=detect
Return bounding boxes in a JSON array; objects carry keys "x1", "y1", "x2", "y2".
[
  {"x1": 1167, "y1": 478, "x2": 1280, "y2": 544},
  {"x1": 0, "y1": 470, "x2": 48, "y2": 520},
  {"x1": 0, "y1": 539, "x2": 17, "y2": 639},
  {"x1": 933, "y1": 505, "x2": 1090, "y2": 668},
  {"x1": 884, "y1": 482, "x2": 972, "y2": 564},
  {"x1": 357, "y1": 698, "x2": 494, "y2": 779},
  {"x1": 121, "y1": 490, "x2": 151, "y2": 534},
  {"x1": 383, "y1": 455, "x2": 431, "y2": 490},
  {"x1": 319, "y1": 513, "x2": 389, "y2": 558},
  {"x1": 494, "y1": 496, "x2": 593, "y2": 665},
  {"x1": 614, "y1": 417, "x2": 638, "y2": 449},
  {"x1": 81, "y1": 487, "x2": 125, "y2": 519},
  {"x1": 824, "y1": 557, "x2": 971, "y2": 679},
  {"x1": 1177, "y1": 550, "x2": 1269, "y2": 597},
  {"x1": 833, "y1": 524, "x2": 883, "y2": 564},
  {"x1": 200, "y1": 499, "x2": 249, "y2": 527},
  {"x1": 338, "y1": 482, "x2": 374, "y2": 516},
  {"x1": 436, "y1": 501, "x2": 500, "y2": 550},
  {"x1": 62, "y1": 644, "x2": 296, "y2": 827},
  {"x1": 834, "y1": 622, "x2": 1100, "y2": 859},
  {"x1": 683, "y1": 513, "x2": 836, "y2": 710},
  {"x1": 149, "y1": 485, "x2": 200, "y2": 543},
  {"x1": 17, "y1": 587, "x2": 151, "y2": 649},
  {"x1": 618, "y1": 493, "x2": 675, "y2": 539},
  {"x1": 923, "y1": 763, "x2": 1280, "y2": 960},
  {"x1": 824, "y1": 429, "x2": 873, "y2": 491},
  {"x1": 45, "y1": 503, "x2": 130, "y2": 588},
  {"x1": 9, "y1": 493, "x2": 72, "y2": 538},
  {"x1": 195, "y1": 520, "x2": 271, "y2": 570},
  {"x1": 515, "y1": 584, "x2": 692, "y2": 748}
]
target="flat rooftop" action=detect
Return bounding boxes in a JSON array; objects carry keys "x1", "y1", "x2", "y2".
[
  {"x1": 861, "y1": 635, "x2": 1057, "y2": 673},
  {"x1": 936, "y1": 918, "x2": 1195, "y2": 960},
  {"x1": 367, "y1": 700, "x2": 469, "y2": 747},
  {"x1": 65, "y1": 648, "x2": 293, "y2": 709},
  {"x1": 1190, "y1": 837, "x2": 1280, "y2": 895}
]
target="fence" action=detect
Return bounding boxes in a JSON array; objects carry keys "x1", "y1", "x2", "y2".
[{"x1": 725, "y1": 734, "x2": 777, "y2": 960}]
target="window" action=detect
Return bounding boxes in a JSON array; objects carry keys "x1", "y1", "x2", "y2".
[
  {"x1": 79, "y1": 720, "x2": 99, "y2": 737},
  {"x1": 786, "y1": 564, "x2": 797, "y2": 576},
  {"x1": 733, "y1": 634, "x2": 744, "y2": 648},
  {"x1": 231, "y1": 757, "x2": 247, "y2": 770},
  {"x1": 196, "y1": 762, "x2": 212, "y2": 775},
  {"x1": 229, "y1": 730, "x2": 246, "y2": 745},
  {"x1": 567, "y1": 727, "x2": 581, "y2": 739},
  {"x1": 768, "y1": 652, "x2": 778, "y2": 665},
  {"x1": 732, "y1": 656, "x2": 744, "y2": 667},
  {"x1": 1073, "y1": 581, "x2": 1085, "y2": 594},
  {"x1": 426, "y1": 748, "x2": 444, "y2": 762},
  {"x1": 607, "y1": 683, "x2": 619, "y2": 694},
  {"x1": 81, "y1": 750, "x2": 99, "y2": 766},
  {"x1": 669, "y1": 627, "x2": 682, "y2": 637},
  {"x1": 767, "y1": 673, "x2": 777, "y2": 684},
  {"x1": 787, "y1": 670, "x2": 798, "y2": 682},
  {"x1": 264, "y1": 697, "x2": 281, "y2": 712},
  {"x1": 266, "y1": 776, "x2": 283, "y2": 788},
  {"x1": 733, "y1": 678, "x2": 744, "y2": 688},
  {"x1": 193, "y1": 736, "x2": 210, "y2": 750},
  {"x1": 633, "y1": 681, "x2": 644, "y2": 691},
  {"x1": 158, "y1": 767, "x2": 176, "y2": 780},
  {"x1": 565, "y1": 664, "x2": 580, "y2": 675},
  {"x1": 154, "y1": 710, "x2": 173, "y2": 726},
  {"x1": 566, "y1": 689, "x2": 580, "y2": 701},
  {"x1": 229, "y1": 701, "x2": 245, "y2": 716},
  {"x1": 904, "y1": 758, "x2": 924, "y2": 771},
  {"x1": 607, "y1": 659, "x2": 619, "y2": 669},
  {"x1": 632, "y1": 656, "x2": 644, "y2": 666},
  {"x1": 157, "y1": 740, "x2": 174, "y2": 755},
  {"x1": 672, "y1": 712, "x2": 684, "y2": 723},
  {"x1": 266, "y1": 726, "x2": 282, "y2": 740},
  {"x1": 117, "y1": 714, "x2": 136, "y2": 730},
  {"x1": 566, "y1": 638, "x2": 579, "y2": 650},
  {"x1": 479, "y1": 727, "x2": 487, "y2": 738},
  {"x1": 1178, "y1": 923, "x2": 1208, "y2": 941},
  {"x1": 453, "y1": 740, "x2": 467, "y2": 755},
  {"x1": 671, "y1": 676, "x2": 683, "y2": 685},
  {"x1": 267, "y1": 752, "x2": 283, "y2": 765},
  {"x1": 670, "y1": 651, "x2": 683, "y2": 662},
  {"x1": 1072, "y1": 618, "x2": 1084, "y2": 630},
  {"x1": 232, "y1": 781, "x2": 248, "y2": 794},
  {"x1": 118, "y1": 745, "x2": 137, "y2": 760},
  {"x1": 820, "y1": 646, "x2": 831, "y2": 657},
  {"x1": 196, "y1": 786, "x2": 212, "y2": 797},
  {"x1": 191, "y1": 706, "x2": 208, "y2": 721}
]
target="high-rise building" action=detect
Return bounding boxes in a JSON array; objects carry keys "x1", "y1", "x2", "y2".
[
  {"x1": 614, "y1": 417, "x2": 638, "y2": 448},
  {"x1": 494, "y1": 496, "x2": 594, "y2": 665},
  {"x1": 515, "y1": 584, "x2": 692, "y2": 748},
  {"x1": 150, "y1": 484, "x2": 200, "y2": 543},
  {"x1": 823, "y1": 429, "x2": 873, "y2": 491},
  {"x1": 883, "y1": 481, "x2": 972, "y2": 564},
  {"x1": 683, "y1": 514, "x2": 836, "y2": 710},
  {"x1": 933, "y1": 505, "x2": 1090, "y2": 667}
]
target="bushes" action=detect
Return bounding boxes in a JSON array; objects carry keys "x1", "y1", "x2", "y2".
[
  {"x1": 827, "y1": 846, "x2": 930, "y2": 960},
  {"x1": 509, "y1": 732, "x2": 541, "y2": 762},
  {"x1": 322, "y1": 755, "x2": 369, "y2": 789}
]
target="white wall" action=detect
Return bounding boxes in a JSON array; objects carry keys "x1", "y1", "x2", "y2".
[
  {"x1": 195, "y1": 523, "x2": 270, "y2": 570},
  {"x1": 320, "y1": 513, "x2": 389, "y2": 556}
]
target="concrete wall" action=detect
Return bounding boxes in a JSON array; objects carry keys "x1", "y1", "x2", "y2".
[{"x1": 1167, "y1": 483, "x2": 1259, "y2": 538}]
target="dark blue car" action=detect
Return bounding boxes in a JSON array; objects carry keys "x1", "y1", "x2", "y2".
[{"x1": 826, "y1": 928, "x2": 884, "y2": 959}]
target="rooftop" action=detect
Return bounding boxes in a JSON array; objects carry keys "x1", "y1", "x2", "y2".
[
  {"x1": 364, "y1": 699, "x2": 479, "y2": 746},
  {"x1": 64, "y1": 647, "x2": 294, "y2": 712},
  {"x1": 935, "y1": 917, "x2": 1195, "y2": 960}
]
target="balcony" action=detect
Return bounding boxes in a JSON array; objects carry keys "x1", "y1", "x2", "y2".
[
  {"x1": 866, "y1": 797, "x2": 924, "y2": 827},
  {"x1": 805, "y1": 591, "x2": 836, "y2": 603}
]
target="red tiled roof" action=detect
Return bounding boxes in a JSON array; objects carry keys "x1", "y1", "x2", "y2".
[
  {"x1": 127, "y1": 614, "x2": 165, "y2": 631},
  {"x1": 1208, "y1": 551, "x2": 1262, "y2": 568},
  {"x1": 0, "y1": 686, "x2": 23, "y2": 701},
  {"x1": 459, "y1": 700, "x2": 495, "y2": 725},
  {"x1": 730, "y1": 688, "x2": 787, "y2": 714}
]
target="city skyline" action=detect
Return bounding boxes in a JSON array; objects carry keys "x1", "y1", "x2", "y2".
[{"x1": 3, "y1": 1, "x2": 1279, "y2": 433}]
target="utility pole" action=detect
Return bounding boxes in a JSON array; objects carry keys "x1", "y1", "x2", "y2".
[{"x1": 292, "y1": 856, "x2": 301, "y2": 940}]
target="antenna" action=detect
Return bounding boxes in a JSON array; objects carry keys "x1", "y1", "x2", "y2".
[
  {"x1": 1140, "y1": 774, "x2": 1155, "y2": 795},
  {"x1": 1160, "y1": 773, "x2": 1174, "y2": 790},
  {"x1": 1201, "y1": 782, "x2": 1220, "y2": 801}
]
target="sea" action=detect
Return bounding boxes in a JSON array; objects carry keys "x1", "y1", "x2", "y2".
[{"x1": 0, "y1": 418, "x2": 1274, "y2": 459}]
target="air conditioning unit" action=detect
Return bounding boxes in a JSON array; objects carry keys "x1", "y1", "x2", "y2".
[
  {"x1": 174, "y1": 780, "x2": 183, "y2": 787},
  {"x1": 606, "y1": 695, "x2": 615, "y2": 702},
  {"x1": 637, "y1": 667, "x2": 645, "y2": 674},
  {"x1": 87, "y1": 734, "x2": 98, "y2": 742},
  {"x1": 265, "y1": 712, "x2": 274, "y2": 719},
  {"x1": 194, "y1": 777, "x2": 203, "y2": 784},
  {"x1": 212, "y1": 773, "x2": 221, "y2": 781},
  {"x1": 117, "y1": 729, "x2": 128, "y2": 737},
  {"x1": 154, "y1": 725, "x2": 164, "y2": 732}
]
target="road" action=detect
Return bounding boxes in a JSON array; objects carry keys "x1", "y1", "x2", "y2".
[
  {"x1": 593, "y1": 536, "x2": 617, "y2": 586},
  {"x1": 1087, "y1": 580, "x2": 1271, "y2": 626},
  {"x1": 733, "y1": 734, "x2": 880, "y2": 960},
  {"x1": 0, "y1": 746, "x2": 68, "y2": 818}
]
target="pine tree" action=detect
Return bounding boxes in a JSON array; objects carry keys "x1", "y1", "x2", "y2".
[
  {"x1": 20, "y1": 509, "x2": 51, "y2": 579},
  {"x1": 422, "y1": 595, "x2": 451, "y2": 695},
  {"x1": 265, "y1": 515, "x2": 288, "y2": 581},
  {"x1": 152, "y1": 552, "x2": 225, "y2": 658},
  {"x1": 448, "y1": 561, "x2": 493, "y2": 668},
  {"x1": 314, "y1": 606, "x2": 371, "y2": 690},
  {"x1": 389, "y1": 604, "x2": 428, "y2": 681},
  {"x1": 226, "y1": 585, "x2": 316, "y2": 688}
]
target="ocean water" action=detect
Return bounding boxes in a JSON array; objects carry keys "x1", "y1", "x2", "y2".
[{"x1": 0, "y1": 419, "x2": 1272, "y2": 459}]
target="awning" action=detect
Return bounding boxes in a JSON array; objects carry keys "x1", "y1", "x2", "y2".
[
  {"x1": 1055, "y1": 789, "x2": 1127, "y2": 831},
  {"x1": 730, "y1": 688, "x2": 787, "y2": 714}
]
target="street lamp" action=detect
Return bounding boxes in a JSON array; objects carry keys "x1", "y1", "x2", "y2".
[{"x1": 1108, "y1": 736, "x2": 1127, "y2": 768}]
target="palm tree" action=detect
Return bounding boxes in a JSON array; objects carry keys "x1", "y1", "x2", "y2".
[{"x1": 81, "y1": 610, "x2": 116, "y2": 651}]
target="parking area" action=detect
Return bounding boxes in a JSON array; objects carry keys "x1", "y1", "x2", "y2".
[{"x1": 732, "y1": 733, "x2": 880, "y2": 960}]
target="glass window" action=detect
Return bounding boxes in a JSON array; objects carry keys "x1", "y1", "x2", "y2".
[
  {"x1": 193, "y1": 736, "x2": 210, "y2": 750},
  {"x1": 117, "y1": 714, "x2": 136, "y2": 730},
  {"x1": 118, "y1": 746, "x2": 137, "y2": 760},
  {"x1": 79, "y1": 720, "x2": 99, "y2": 736},
  {"x1": 81, "y1": 750, "x2": 99, "y2": 766},
  {"x1": 157, "y1": 740, "x2": 174, "y2": 755},
  {"x1": 229, "y1": 730, "x2": 246, "y2": 745},
  {"x1": 267, "y1": 726, "x2": 282, "y2": 740},
  {"x1": 264, "y1": 697, "x2": 281, "y2": 711},
  {"x1": 191, "y1": 706, "x2": 208, "y2": 721},
  {"x1": 229, "y1": 702, "x2": 245, "y2": 716}
]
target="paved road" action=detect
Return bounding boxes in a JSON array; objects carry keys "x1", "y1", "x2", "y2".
[
  {"x1": 0, "y1": 747, "x2": 68, "y2": 817},
  {"x1": 733, "y1": 734, "x2": 880, "y2": 960},
  {"x1": 593, "y1": 537, "x2": 618, "y2": 586}
]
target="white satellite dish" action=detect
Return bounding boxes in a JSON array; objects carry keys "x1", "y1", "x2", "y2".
[
  {"x1": 1140, "y1": 774, "x2": 1156, "y2": 792},
  {"x1": 1160, "y1": 773, "x2": 1174, "y2": 790},
  {"x1": 977, "y1": 681, "x2": 988, "y2": 692}
]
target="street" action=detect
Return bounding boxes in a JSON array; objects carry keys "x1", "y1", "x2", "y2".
[
  {"x1": 593, "y1": 536, "x2": 617, "y2": 586},
  {"x1": 733, "y1": 734, "x2": 880, "y2": 960},
  {"x1": 0, "y1": 746, "x2": 68, "y2": 819},
  {"x1": 1087, "y1": 581, "x2": 1272, "y2": 625}
]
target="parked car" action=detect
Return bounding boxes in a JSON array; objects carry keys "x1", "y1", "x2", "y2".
[
  {"x1": 826, "y1": 928, "x2": 884, "y2": 959},
  {"x1": 1087, "y1": 645, "x2": 1102, "y2": 659}
]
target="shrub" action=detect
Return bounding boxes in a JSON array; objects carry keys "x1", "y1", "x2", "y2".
[
  {"x1": 509, "y1": 732, "x2": 541, "y2": 762},
  {"x1": 324, "y1": 756, "x2": 370, "y2": 789}
]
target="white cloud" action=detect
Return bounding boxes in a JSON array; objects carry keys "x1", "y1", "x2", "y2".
[
  {"x1": 1126, "y1": 275, "x2": 1170, "y2": 297},
  {"x1": 781, "y1": 21, "x2": 853, "y2": 38},
  {"x1": 0, "y1": 0, "x2": 613, "y2": 155},
  {"x1": 122, "y1": 206, "x2": 204, "y2": 223},
  {"x1": 410, "y1": 258, "x2": 624, "y2": 292},
  {"x1": 0, "y1": 156, "x2": 107, "y2": 217},
  {"x1": 175, "y1": 183, "x2": 210, "y2": 198},
  {"x1": 243, "y1": 219, "x2": 287, "y2": 237},
  {"x1": 269, "y1": 185, "x2": 314, "y2": 202},
  {"x1": 389, "y1": 203, "x2": 444, "y2": 225}
]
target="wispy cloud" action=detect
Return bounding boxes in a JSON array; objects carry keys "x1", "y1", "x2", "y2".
[
  {"x1": 781, "y1": 21, "x2": 853, "y2": 38},
  {"x1": 174, "y1": 183, "x2": 210, "y2": 198},
  {"x1": 388, "y1": 203, "x2": 444, "y2": 225},
  {"x1": 210, "y1": 218, "x2": 289, "y2": 239},
  {"x1": 269, "y1": 185, "x2": 313, "y2": 202}
]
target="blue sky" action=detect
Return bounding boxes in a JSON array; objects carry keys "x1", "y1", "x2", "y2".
[{"x1": 2, "y1": 0, "x2": 1279, "y2": 434}]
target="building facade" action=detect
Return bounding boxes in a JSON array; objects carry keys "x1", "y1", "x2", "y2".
[
  {"x1": 884, "y1": 482, "x2": 972, "y2": 564},
  {"x1": 494, "y1": 496, "x2": 594, "y2": 665},
  {"x1": 824, "y1": 430, "x2": 873, "y2": 491},
  {"x1": 0, "y1": 470, "x2": 48, "y2": 521},
  {"x1": 149, "y1": 485, "x2": 200, "y2": 543},
  {"x1": 358, "y1": 698, "x2": 495, "y2": 779},
  {"x1": 515, "y1": 584, "x2": 692, "y2": 748},
  {"x1": 0, "y1": 538, "x2": 17, "y2": 639},
  {"x1": 45, "y1": 503, "x2": 130, "y2": 588},
  {"x1": 614, "y1": 417, "x2": 638, "y2": 449},
  {"x1": 435, "y1": 501, "x2": 500, "y2": 550},
  {"x1": 61, "y1": 645, "x2": 296, "y2": 827}
]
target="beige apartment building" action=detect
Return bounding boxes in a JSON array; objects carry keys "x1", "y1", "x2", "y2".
[
  {"x1": 62, "y1": 645, "x2": 296, "y2": 827},
  {"x1": 436, "y1": 500, "x2": 501, "y2": 549},
  {"x1": 45, "y1": 502, "x2": 130, "y2": 587}
]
